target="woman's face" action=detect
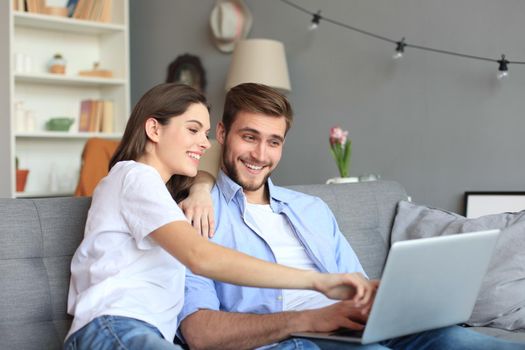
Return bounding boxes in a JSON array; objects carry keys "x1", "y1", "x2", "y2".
[{"x1": 153, "y1": 103, "x2": 211, "y2": 181}]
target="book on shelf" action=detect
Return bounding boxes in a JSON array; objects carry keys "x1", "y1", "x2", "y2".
[
  {"x1": 66, "y1": 0, "x2": 79, "y2": 17},
  {"x1": 101, "y1": 100, "x2": 114, "y2": 133},
  {"x1": 87, "y1": 99, "x2": 102, "y2": 133},
  {"x1": 13, "y1": 0, "x2": 26, "y2": 11},
  {"x1": 25, "y1": 0, "x2": 46, "y2": 14},
  {"x1": 78, "y1": 99, "x2": 91, "y2": 132},
  {"x1": 78, "y1": 99, "x2": 114, "y2": 133},
  {"x1": 72, "y1": 0, "x2": 112, "y2": 22}
]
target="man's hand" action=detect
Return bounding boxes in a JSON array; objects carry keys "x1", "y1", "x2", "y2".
[
  {"x1": 314, "y1": 273, "x2": 375, "y2": 306},
  {"x1": 300, "y1": 280, "x2": 379, "y2": 333},
  {"x1": 299, "y1": 300, "x2": 369, "y2": 332}
]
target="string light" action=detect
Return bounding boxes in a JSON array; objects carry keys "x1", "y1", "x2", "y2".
[
  {"x1": 393, "y1": 38, "x2": 406, "y2": 60},
  {"x1": 309, "y1": 10, "x2": 321, "y2": 30},
  {"x1": 280, "y1": 0, "x2": 525, "y2": 79},
  {"x1": 497, "y1": 54, "x2": 509, "y2": 79}
]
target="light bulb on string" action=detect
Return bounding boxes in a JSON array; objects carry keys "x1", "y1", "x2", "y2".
[
  {"x1": 392, "y1": 38, "x2": 406, "y2": 59},
  {"x1": 497, "y1": 54, "x2": 509, "y2": 80},
  {"x1": 309, "y1": 10, "x2": 321, "y2": 30}
]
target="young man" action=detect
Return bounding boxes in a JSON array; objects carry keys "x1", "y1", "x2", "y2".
[{"x1": 178, "y1": 83, "x2": 525, "y2": 350}]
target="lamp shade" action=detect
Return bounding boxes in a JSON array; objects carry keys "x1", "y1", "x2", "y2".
[{"x1": 225, "y1": 39, "x2": 291, "y2": 92}]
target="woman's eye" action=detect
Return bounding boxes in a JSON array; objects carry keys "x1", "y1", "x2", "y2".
[{"x1": 188, "y1": 128, "x2": 198, "y2": 134}]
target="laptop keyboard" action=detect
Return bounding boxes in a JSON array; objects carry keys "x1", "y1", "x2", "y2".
[{"x1": 332, "y1": 328, "x2": 364, "y2": 338}]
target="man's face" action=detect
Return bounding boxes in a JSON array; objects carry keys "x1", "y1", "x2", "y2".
[{"x1": 217, "y1": 111, "x2": 287, "y2": 198}]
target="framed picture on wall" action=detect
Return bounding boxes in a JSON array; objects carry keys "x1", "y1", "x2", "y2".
[
  {"x1": 165, "y1": 54, "x2": 207, "y2": 93},
  {"x1": 464, "y1": 191, "x2": 525, "y2": 218}
]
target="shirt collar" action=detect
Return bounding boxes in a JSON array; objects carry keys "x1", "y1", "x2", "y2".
[{"x1": 215, "y1": 170, "x2": 292, "y2": 206}]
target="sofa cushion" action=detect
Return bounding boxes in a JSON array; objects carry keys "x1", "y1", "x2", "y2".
[
  {"x1": 391, "y1": 201, "x2": 525, "y2": 330},
  {"x1": 0, "y1": 197, "x2": 91, "y2": 350},
  {"x1": 288, "y1": 181, "x2": 408, "y2": 279}
]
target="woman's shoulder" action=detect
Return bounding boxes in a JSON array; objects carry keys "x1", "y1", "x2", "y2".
[
  {"x1": 112, "y1": 160, "x2": 158, "y2": 178},
  {"x1": 105, "y1": 161, "x2": 162, "y2": 191}
]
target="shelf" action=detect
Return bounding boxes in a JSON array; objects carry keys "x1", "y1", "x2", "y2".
[
  {"x1": 16, "y1": 190, "x2": 74, "y2": 198},
  {"x1": 14, "y1": 11, "x2": 125, "y2": 35},
  {"x1": 2, "y1": 1, "x2": 129, "y2": 198},
  {"x1": 16, "y1": 131, "x2": 122, "y2": 139},
  {"x1": 15, "y1": 73, "x2": 127, "y2": 87}
]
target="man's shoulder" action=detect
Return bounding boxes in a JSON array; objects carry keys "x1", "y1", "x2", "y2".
[{"x1": 273, "y1": 185, "x2": 327, "y2": 208}]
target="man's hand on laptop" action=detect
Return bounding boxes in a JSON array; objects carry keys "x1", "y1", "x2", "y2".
[
  {"x1": 314, "y1": 272, "x2": 374, "y2": 306},
  {"x1": 299, "y1": 300, "x2": 369, "y2": 332}
]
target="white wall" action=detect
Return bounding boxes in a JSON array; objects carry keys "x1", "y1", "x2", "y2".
[{"x1": 130, "y1": 0, "x2": 525, "y2": 213}]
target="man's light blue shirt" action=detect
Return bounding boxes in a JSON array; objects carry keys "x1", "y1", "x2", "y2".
[{"x1": 179, "y1": 171, "x2": 366, "y2": 324}]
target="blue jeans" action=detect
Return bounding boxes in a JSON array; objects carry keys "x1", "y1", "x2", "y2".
[
  {"x1": 268, "y1": 339, "x2": 384, "y2": 350},
  {"x1": 64, "y1": 315, "x2": 182, "y2": 350},
  {"x1": 270, "y1": 326, "x2": 525, "y2": 350}
]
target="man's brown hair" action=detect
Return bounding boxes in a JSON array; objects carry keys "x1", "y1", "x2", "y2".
[{"x1": 222, "y1": 83, "x2": 293, "y2": 134}]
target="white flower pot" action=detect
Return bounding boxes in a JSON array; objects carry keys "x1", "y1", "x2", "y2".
[{"x1": 326, "y1": 177, "x2": 359, "y2": 184}]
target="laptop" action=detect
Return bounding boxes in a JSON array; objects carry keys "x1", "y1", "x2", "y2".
[{"x1": 292, "y1": 229, "x2": 500, "y2": 344}]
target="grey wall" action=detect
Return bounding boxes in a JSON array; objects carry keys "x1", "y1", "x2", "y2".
[{"x1": 130, "y1": 0, "x2": 525, "y2": 214}]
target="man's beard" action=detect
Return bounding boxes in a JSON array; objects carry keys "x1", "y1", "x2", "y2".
[{"x1": 222, "y1": 147, "x2": 272, "y2": 192}]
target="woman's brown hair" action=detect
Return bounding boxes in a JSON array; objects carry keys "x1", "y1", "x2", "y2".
[{"x1": 109, "y1": 83, "x2": 209, "y2": 202}]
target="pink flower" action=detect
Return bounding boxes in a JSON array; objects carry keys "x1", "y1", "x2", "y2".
[
  {"x1": 329, "y1": 126, "x2": 348, "y2": 146},
  {"x1": 329, "y1": 126, "x2": 352, "y2": 178}
]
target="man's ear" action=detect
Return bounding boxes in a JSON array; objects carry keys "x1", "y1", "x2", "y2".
[
  {"x1": 216, "y1": 122, "x2": 226, "y2": 145},
  {"x1": 144, "y1": 117, "x2": 160, "y2": 142}
]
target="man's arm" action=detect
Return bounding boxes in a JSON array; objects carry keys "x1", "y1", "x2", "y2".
[{"x1": 180, "y1": 301, "x2": 370, "y2": 350}]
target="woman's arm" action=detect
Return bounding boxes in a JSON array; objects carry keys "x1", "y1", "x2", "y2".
[
  {"x1": 178, "y1": 170, "x2": 215, "y2": 238},
  {"x1": 150, "y1": 221, "x2": 373, "y2": 303}
]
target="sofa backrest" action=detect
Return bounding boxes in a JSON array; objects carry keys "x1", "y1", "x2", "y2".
[
  {"x1": 0, "y1": 180, "x2": 407, "y2": 349},
  {"x1": 0, "y1": 197, "x2": 91, "y2": 350},
  {"x1": 288, "y1": 181, "x2": 408, "y2": 279}
]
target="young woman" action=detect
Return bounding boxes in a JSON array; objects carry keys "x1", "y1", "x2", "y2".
[{"x1": 64, "y1": 83, "x2": 373, "y2": 350}]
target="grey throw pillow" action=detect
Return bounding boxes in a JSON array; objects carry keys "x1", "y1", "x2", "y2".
[{"x1": 391, "y1": 200, "x2": 525, "y2": 331}]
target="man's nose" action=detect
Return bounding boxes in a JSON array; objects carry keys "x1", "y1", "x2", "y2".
[{"x1": 250, "y1": 142, "x2": 266, "y2": 161}]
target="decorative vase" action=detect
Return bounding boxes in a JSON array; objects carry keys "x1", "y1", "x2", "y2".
[
  {"x1": 326, "y1": 176, "x2": 359, "y2": 184},
  {"x1": 16, "y1": 169, "x2": 29, "y2": 192},
  {"x1": 49, "y1": 53, "x2": 66, "y2": 74}
]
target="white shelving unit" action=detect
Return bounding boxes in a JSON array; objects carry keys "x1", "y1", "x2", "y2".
[{"x1": 0, "y1": 0, "x2": 129, "y2": 198}]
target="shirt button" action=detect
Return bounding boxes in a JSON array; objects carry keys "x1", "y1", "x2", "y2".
[{"x1": 277, "y1": 295, "x2": 283, "y2": 301}]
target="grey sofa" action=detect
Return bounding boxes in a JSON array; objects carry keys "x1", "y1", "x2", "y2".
[{"x1": 1, "y1": 180, "x2": 523, "y2": 349}]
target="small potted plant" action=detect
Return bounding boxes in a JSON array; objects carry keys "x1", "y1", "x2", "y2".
[
  {"x1": 16, "y1": 157, "x2": 30, "y2": 192},
  {"x1": 326, "y1": 126, "x2": 358, "y2": 184}
]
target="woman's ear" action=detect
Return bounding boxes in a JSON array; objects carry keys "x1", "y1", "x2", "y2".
[{"x1": 144, "y1": 117, "x2": 160, "y2": 142}]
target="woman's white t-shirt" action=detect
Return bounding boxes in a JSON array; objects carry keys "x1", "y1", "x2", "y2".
[{"x1": 66, "y1": 161, "x2": 188, "y2": 342}]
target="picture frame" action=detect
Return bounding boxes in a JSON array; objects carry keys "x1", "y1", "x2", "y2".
[
  {"x1": 166, "y1": 54, "x2": 207, "y2": 93},
  {"x1": 464, "y1": 191, "x2": 525, "y2": 218}
]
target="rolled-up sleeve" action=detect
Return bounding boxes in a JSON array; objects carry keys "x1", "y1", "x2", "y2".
[{"x1": 178, "y1": 268, "x2": 221, "y2": 324}]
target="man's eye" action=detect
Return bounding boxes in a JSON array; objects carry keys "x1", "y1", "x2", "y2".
[
  {"x1": 270, "y1": 140, "x2": 282, "y2": 147},
  {"x1": 243, "y1": 135, "x2": 255, "y2": 141}
]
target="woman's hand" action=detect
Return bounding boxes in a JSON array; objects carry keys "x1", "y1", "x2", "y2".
[
  {"x1": 314, "y1": 273, "x2": 376, "y2": 306},
  {"x1": 179, "y1": 171, "x2": 215, "y2": 238}
]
